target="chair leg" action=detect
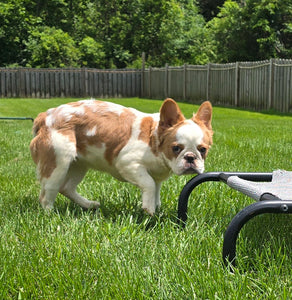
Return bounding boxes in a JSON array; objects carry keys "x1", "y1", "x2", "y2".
[
  {"x1": 223, "y1": 200, "x2": 292, "y2": 267},
  {"x1": 177, "y1": 172, "x2": 272, "y2": 226},
  {"x1": 177, "y1": 172, "x2": 222, "y2": 225}
]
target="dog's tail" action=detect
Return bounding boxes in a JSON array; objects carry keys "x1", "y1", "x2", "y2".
[{"x1": 32, "y1": 112, "x2": 47, "y2": 136}]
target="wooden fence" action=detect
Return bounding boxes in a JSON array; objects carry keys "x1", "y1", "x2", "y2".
[
  {"x1": 0, "y1": 68, "x2": 141, "y2": 98},
  {"x1": 0, "y1": 59, "x2": 291, "y2": 113},
  {"x1": 142, "y1": 59, "x2": 292, "y2": 113}
]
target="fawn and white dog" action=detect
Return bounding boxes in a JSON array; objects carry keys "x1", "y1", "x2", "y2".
[{"x1": 30, "y1": 98, "x2": 213, "y2": 215}]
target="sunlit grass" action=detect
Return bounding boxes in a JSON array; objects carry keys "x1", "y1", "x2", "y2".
[{"x1": 1, "y1": 97, "x2": 292, "y2": 298}]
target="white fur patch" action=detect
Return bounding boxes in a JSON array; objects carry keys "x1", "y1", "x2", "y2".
[
  {"x1": 80, "y1": 99, "x2": 127, "y2": 115},
  {"x1": 176, "y1": 121, "x2": 204, "y2": 147},
  {"x1": 78, "y1": 99, "x2": 99, "y2": 112},
  {"x1": 46, "y1": 104, "x2": 85, "y2": 127},
  {"x1": 86, "y1": 126, "x2": 97, "y2": 137},
  {"x1": 51, "y1": 129, "x2": 77, "y2": 161}
]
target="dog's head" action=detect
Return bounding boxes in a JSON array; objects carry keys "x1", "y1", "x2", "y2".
[{"x1": 158, "y1": 98, "x2": 213, "y2": 175}]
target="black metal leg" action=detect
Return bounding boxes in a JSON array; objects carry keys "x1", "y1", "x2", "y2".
[
  {"x1": 223, "y1": 200, "x2": 292, "y2": 266},
  {"x1": 177, "y1": 172, "x2": 272, "y2": 226},
  {"x1": 177, "y1": 172, "x2": 222, "y2": 225}
]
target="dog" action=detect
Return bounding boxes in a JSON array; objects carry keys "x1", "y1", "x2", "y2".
[{"x1": 30, "y1": 98, "x2": 213, "y2": 215}]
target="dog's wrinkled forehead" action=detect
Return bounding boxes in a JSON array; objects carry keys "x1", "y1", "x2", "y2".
[{"x1": 176, "y1": 120, "x2": 204, "y2": 146}]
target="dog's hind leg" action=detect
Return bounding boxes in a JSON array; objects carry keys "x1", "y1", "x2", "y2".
[
  {"x1": 33, "y1": 129, "x2": 78, "y2": 211},
  {"x1": 38, "y1": 154, "x2": 75, "y2": 210},
  {"x1": 60, "y1": 161, "x2": 100, "y2": 210},
  {"x1": 39, "y1": 186, "x2": 59, "y2": 210}
]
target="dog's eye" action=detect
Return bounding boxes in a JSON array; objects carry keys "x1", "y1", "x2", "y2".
[
  {"x1": 198, "y1": 147, "x2": 207, "y2": 156},
  {"x1": 172, "y1": 145, "x2": 182, "y2": 155}
]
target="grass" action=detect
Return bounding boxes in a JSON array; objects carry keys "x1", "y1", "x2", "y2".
[{"x1": 1, "y1": 97, "x2": 292, "y2": 299}]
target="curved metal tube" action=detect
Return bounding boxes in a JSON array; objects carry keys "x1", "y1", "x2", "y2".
[
  {"x1": 177, "y1": 172, "x2": 222, "y2": 225},
  {"x1": 223, "y1": 200, "x2": 292, "y2": 266},
  {"x1": 177, "y1": 172, "x2": 272, "y2": 225}
]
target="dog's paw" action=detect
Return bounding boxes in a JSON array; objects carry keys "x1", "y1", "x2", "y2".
[
  {"x1": 41, "y1": 202, "x2": 55, "y2": 211},
  {"x1": 84, "y1": 201, "x2": 100, "y2": 210},
  {"x1": 142, "y1": 205, "x2": 156, "y2": 216}
]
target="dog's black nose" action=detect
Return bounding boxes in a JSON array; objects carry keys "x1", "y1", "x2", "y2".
[{"x1": 184, "y1": 154, "x2": 195, "y2": 163}]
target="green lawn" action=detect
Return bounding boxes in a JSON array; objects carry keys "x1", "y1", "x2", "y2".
[{"x1": 1, "y1": 97, "x2": 292, "y2": 299}]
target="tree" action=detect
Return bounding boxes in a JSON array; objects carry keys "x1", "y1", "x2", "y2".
[
  {"x1": 72, "y1": 0, "x2": 135, "y2": 68},
  {"x1": 1, "y1": 0, "x2": 290, "y2": 68},
  {"x1": 173, "y1": 0, "x2": 216, "y2": 64},
  {"x1": 79, "y1": 36, "x2": 106, "y2": 68},
  {"x1": 73, "y1": 0, "x2": 213, "y2": 67},
  {"x1": 207, "y1": 1, "x2": 250, "y2": 62},
  {"x1": 197, "y1": 0, "x2": 225, "y2": 21},
  {"x1": 130, "y1": 0, "x2": 214, "y2": 66},
  {"x1": 0, "y1": 0, "x2": 39, "y2": 66},
  {"x1": 254, "y1": 0, "x2": 292, "y2": 58},
  {"x1": 25, "y1": 26, "x2": 80, "y2": 68},
  {"x1": 208, "y1": 0, "x2": 292, "y2": 62}
]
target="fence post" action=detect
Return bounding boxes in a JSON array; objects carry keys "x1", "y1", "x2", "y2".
[
  {"x1": 165, "y1": 63, "x2": 168, "y2": 98},
  {"x1": 0, "y1": 69, "x2": 4, "y2": 97},
  {"x1": 82, "y1": 67, "x2": 88, "y2": 97},
  {"x1": 206, "y1": 63, "x2": 211, "y2": 100},
  {"x1": 268, "y1": 58, "x2": 275, "y2": 110},
  {"x1": 18, "y1": 68, "x2": 26, "y2": 97},
  {"x1": 148, "y1": 66, "x2": 152, "y2": 99},
  {"x1": 183, "y1": 64, "x2": 187, "y2": 100},
  {"x1": 235, "y1": 62, "x2": 240, "y2": 106},
  {"x1": 141, "y1": 52, "x2": 145, "y2": 98}
]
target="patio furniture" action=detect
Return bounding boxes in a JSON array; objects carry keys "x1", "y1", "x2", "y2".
[{"x1": 177, "y1": 170, "x2": 292, "y2": 266}]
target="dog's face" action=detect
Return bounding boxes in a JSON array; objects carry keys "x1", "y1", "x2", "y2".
[{"x1": 157, "y1": 99, "x2": 213, "y2": 176}]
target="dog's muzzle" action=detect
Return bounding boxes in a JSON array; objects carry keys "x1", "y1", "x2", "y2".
[
  {"x1": 182, "y1": 153, "x2": 198, "y2": 174},
  {"x1": 181, "y1": 152, "x2": 204, "y2": 175}
]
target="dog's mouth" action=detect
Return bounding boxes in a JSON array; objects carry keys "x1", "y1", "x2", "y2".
[
  {"x1": 182, "y1": 163, "x2": 201, "y2": 175},
  {"x1": 183, "y1": 168, "x2": 197, "y2": 175},
  {"x1": 173, "y1": 160, "x2": 204, "y2": 176}
]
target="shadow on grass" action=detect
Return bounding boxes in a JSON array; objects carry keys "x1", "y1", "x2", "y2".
[
  {"x1": 231, "y1": 214, "x2": 292, "y2": 272},
  {"x1": 25, "y1": 191, "x2": 180, "y2": 230},
  {"x1": 98, "y1": 198, "x2": 179, "y2": 230}
]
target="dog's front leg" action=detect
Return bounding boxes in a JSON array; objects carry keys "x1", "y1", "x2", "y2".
[
  {"x1": 140, "y1": 179, "x2": 159, "y2": 216},
  {"x1": 119, "y1": 166, "x2": 159, "y2": 215}
]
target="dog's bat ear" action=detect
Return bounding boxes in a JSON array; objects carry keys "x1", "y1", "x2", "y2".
[
  {"x1": 192, "y1": 101, "x2": 212, "y2": 130},
  {"x1": 159, "y1": 98, "x2": 185, "y2": 131}
]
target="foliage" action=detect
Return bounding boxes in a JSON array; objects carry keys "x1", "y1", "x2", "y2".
[
  {"x1": 25, "y1": 26, "x2": 80, "y2": 68},
  {"x1": 0, "y1": 0, "x2": 39, "y2": 66},
  {"x1": 1, "y1": 98, "x2": 292, "y2": 298},
  {"x1": 208, "y1": 0, "x2": 292, "y2": 62},
  {"x1": 78, "y1": 36, "x2": 106, "y2": 68},
  {"x1": 197, "y1": 0, "x2": 225, "y2": 21},
  {"x1": 0, "y1": 0, "x2": 291, "y2": 67}
]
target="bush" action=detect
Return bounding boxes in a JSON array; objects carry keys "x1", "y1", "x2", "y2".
[
  {"x1": 79, "y1": 36, "x2": 106, "y2": 68},
  {"x1": 25, "y1": 26, "x2": 80, "y2": 68}
]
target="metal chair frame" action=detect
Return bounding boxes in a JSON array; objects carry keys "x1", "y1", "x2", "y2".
[{"x1": 177, "y1": 172, "x2": 292, "y2": 266}]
